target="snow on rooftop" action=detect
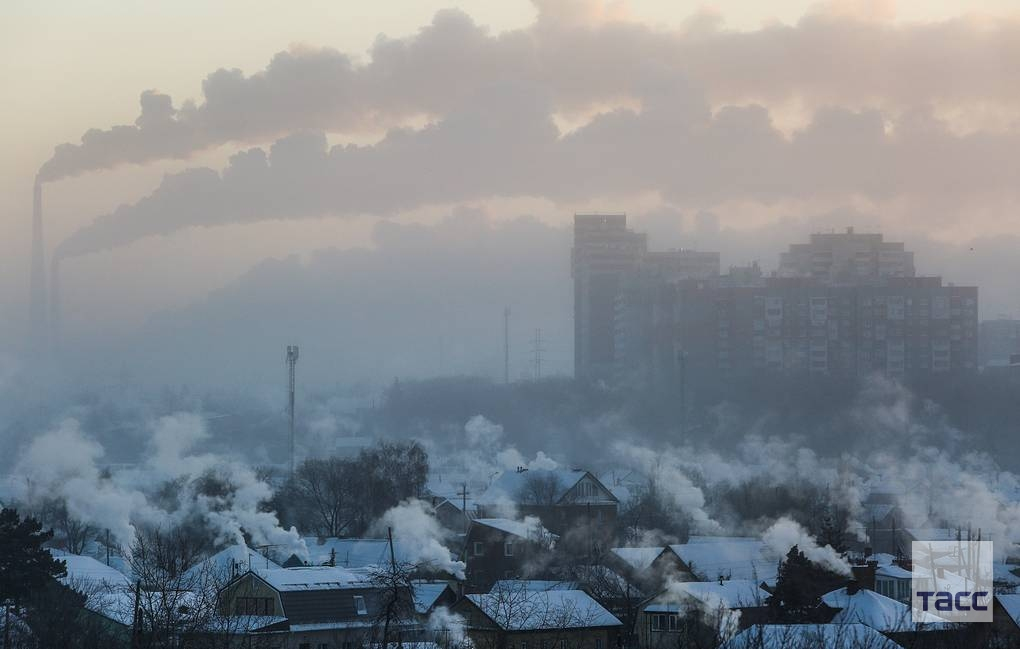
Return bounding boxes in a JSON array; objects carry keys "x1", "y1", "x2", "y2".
[
  {"x1": 669, "y1": 540, "x2": 779, "y2": 582},
  {"x1": 302, "y1": 537, "x2": 450, "y2": 569},
  {"x1": 257, "y1": 566, "x2": 372, "y2": 591},
  {"x1": 477, "y1": 468, "x2": 591, "y2": 506},
  {"x1": 721, "y1": 623, "x2": 904, "y2": 649},
  {"x1": 653, "y1": 580, "x2": 769, "y2": 611},
  {"x1": 413, "y1": 581, "x2": 451, "y2": 614},
  {"x1": 185, "y1": 544, "x2": 281, "y2": 581},
  {"x1": 822, "y1": 586, "x2": 946, "y2": 631},
  {"x1": 610, "y1": 546, "x2": 667, "y2": 572},
  {"x1": 473, "y1": 518, "x2": 555, "y2": 540},
  {"x1": 997, "y1": 594, "x2": 1020, "y2": 628},
  {"x1": 467, "y1": 589, "x2": 621, "y2": 630},
  {"x1": 56, "y1": 554, "x2": 132, "y2": 590},
  {"x1": 490, "y1": 580, "x2": 578, "y2": 592}
]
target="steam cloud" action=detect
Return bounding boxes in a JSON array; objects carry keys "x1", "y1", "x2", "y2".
[
  {"x1": 8, "y1": 414, "x2": 306, "y2": 558},
  {"x1": 374, "y1": 499, "x2": 467, "y2": 579}
]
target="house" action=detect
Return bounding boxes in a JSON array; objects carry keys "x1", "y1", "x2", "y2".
[
  {"x1": 463, "y1": 518, "x2": 557, "y2": 593},
  {"x1": 412, "y1": 580, "x2": 458, "y2": 616},
  {"x1": 476, "y1": 468, "x2": 619, "y2": 547},
  {"x1": 432, "y1": 497, "x2": 476, "y2": 535},
  {"x1": 637, "y1": 579, "x2": 769, "y2": 648},
  {"x1": 667, "y1": 537, "x2": 779, "y2": 584},
  {"x1": 56, "y1": 553, "x2": 136, "y2": 634},
  {"x1": 453, "y1": 581, "x2": 623, "y2": 649},
  {"x1": 720, "y1": 623, "x2": 905, "y2": 649},
  {"x1": 606, "y1": 546, "x2": 684, "y2": 591},
  {"x1": 820, "y1": 584, "x2": 959, "y2": 649},
  {"x1": 218, "y1": 566, "x2": 420, "y2": 648}
]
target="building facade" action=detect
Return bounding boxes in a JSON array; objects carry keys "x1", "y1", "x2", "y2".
[
  {"x1": 601, "y1": 226, "x2": 978, "y2": 385},
  {"x1": 573, "y1": 214, "x2": 718, "y2": 380}
]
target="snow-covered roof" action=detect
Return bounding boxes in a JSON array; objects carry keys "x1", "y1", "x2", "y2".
[
  {"x1": 477, "y1": 469, "x2": 615, "y2": 506},
  {"x1": 473, "y1": 518, "x2": 555, "y2": 541},
  {"x1": 490, "y1": 580, "x2": 578, "y2": 592},
  {"x1": 997, "y1": 594, "x2": 1020, "y2": 629},
  {"x1": 611, "y1": 546, "x2": 668, "y2": 572},
  {"x1": 302, "y1": 537, "x2": 449, "y2": 569},
  {"x1": 995, "y1": 563, "x2": 1020, "y2": 585},
  {"x1": 466, "y1": 590, "x2": 621, "y2": 630},
  {"x1": 669, "y1": 540, "x2": 778, "y2": 582},
  {"x1": 646, "y1": 580, "x2": 768, "y2": 612},
  {"x1": 822, "y1": 587, "x2": 947, "y2": 631},
  {"x1": 721, "y1": 623, "x2": 904, "y2": 649},
  {"x1": 257, "y1": 566, "x2": 372, "y2": 592},
  {"x1": 876, "y1": 564, "x2": 913, "y2": 580},
  {"x1": 413, "y1": 581, "x2": 452, "y2": 614},
  {"x1": 186, "y1": 544, "x2": 281, "y2": 581},
  {"x1": 56, "y1": 554, "x2": 133, "y2": 590}
]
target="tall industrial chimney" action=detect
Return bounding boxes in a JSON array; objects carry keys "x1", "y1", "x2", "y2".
[
  {"x1": 286, "y1": 345, "x2": 300, "y2": 476},
  {"x1": 29, "y1": 180, "x2": 47, "y2": 349},
  {"x1": 49, "y1": 255, "x2": 61, "y2": 352}
]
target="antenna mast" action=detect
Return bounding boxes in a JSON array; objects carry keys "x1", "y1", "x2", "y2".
[
  {"x1": 504, "y1": 307, "x2": 510, "y2": 384},
  {"x1": 531, "y1": 328, "x2": 544, "y2": 379},
  {"x1": 286, "y1": 345, "x2": 299, "y2": 476}
]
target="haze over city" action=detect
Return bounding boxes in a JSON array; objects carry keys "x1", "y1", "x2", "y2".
[{"x1": 4, "y1": 1, "x2": 1020, "y2": 648}]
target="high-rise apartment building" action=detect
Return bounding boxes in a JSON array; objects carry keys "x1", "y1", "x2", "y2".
[
  {"x1": 779, "y1": 227, "x2": 915, "y2": 283},
  {"x1": 572, "y1": 215, "x2": 647, "y2": 380},
  {"x1": 598, "y1": 226, "x2": 977, "y2": 384}
]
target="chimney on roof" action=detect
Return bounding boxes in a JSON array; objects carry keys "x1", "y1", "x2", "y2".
[{"x1": 846, "y1": 579, "x2": 860, "y2": 596}]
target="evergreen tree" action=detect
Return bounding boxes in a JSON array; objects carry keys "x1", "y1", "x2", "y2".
[
  {"x1": 0, "y1": 508, "x2": 66, "y2": 608},
  {"x1": 768, "y1": 545, "x2": 845, "y2": 622}
]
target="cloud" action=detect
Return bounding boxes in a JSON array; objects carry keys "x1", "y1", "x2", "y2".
[
  {"x1": 37, "y1": 4, "x2": 1020, "y2": 183},
  {"x1": 53, "y1": 95, "x2": 1020, "y2": 261}
]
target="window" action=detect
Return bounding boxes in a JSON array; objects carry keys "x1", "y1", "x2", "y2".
[
  {"x1": 299, "y1": 644, "x2": 311, "y2": 649},
  {"x1": 474, "y1": 542, "x2": 484, "y2": 556},
  {"x1": 317, "y1": 644, "x2": 329, "y2": 649},
  {"x1": 560, "y1": 641, "x2": 566, "y2": 649},
  {"x1": 354, "y1": 595, "x2": 368, "y2": 615},
  {"x1": 504, "y1": 541, "x2": 514, "y2": 557},
  {"x1": 521, "y1": 642, "x2": 528, "y2": 649},
  {"x1": 595, "y1": 640, "x2": 603, "y2": 649}
]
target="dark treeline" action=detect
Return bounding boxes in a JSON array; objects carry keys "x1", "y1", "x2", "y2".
[{"x1": 368, "y1": 370, "x2": 1020, "y2": 467}]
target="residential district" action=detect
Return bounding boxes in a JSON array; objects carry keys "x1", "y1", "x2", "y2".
[{"x1": 5, "y1": 463, "x2": 1020, "y2": 649}]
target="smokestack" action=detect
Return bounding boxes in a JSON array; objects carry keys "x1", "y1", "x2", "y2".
[
  {"x1": 29, "y1": 179, "x2": 47, "y2": 350},
  {"x1": 49, "y1": 255, "x2": 61, "y2": 352}
]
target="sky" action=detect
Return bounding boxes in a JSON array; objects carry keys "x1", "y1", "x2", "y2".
[{"x1": 3, "y1": 0, "x2": 1020, "y2": 384}]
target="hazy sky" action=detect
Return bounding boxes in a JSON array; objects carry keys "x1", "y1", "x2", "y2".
[{"x1": 3, "y1": 0, "x2": 1020, "y2": 382}]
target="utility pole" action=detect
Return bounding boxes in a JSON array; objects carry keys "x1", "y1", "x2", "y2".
[
  {"x1": 456, "y1": 482, "x2": 471, "y2": 535},
  {"x1": 286, "y1": 345, "x2": 299, "y2": 476},
  {"x1": 531, "y1": 328, "x2": 544, "y2": 379},
  {"x1": 503, "y1": 307, "x2": 511, "y2": 384}
]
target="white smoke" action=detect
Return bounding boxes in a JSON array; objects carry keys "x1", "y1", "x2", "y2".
[
  {"x1": 762, "y1": 516, "x2": 851, "y2": 576},
  {"x1": 8, "y1": 414, "x2": 306, "y2": 559},
  {"x1": 612, "y1": 442, "x2": 722, "y2": 534},
  {"x1": 374, "y1": 498, "x2": 466, "y2": 579},
  {"x1": 426, "y1": 605, "x2": 471, "y2": 648}
]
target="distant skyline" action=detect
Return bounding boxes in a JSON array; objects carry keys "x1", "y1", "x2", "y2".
[{"x1": 3, "y1": 0, "x2": 1020, "y2": 383}]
